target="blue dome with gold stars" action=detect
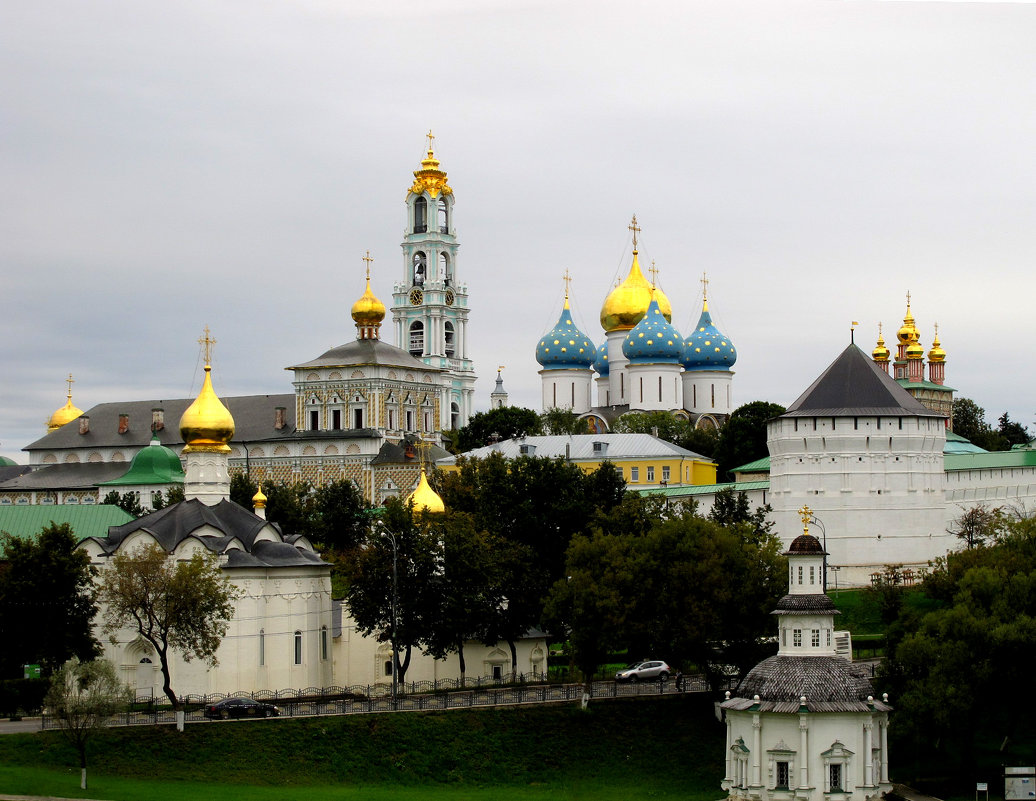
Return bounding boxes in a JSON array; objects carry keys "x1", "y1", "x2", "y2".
[
  {"x1": 593, "y1": 342, "x2": 609, "y2": 376},
  {"x1": 622, "y1": 297, "x2": 683, "y2": 364},
  {"x1": 536, "y1": 298, "x2": 596, "y2": 370},
  {"x1": 682, "y1": 302, "x2": 737, "y2": 371}
]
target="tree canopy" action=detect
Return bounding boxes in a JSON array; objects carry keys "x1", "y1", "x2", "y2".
[
  {"x1": 611, "y1": 410, "x2": 719, "y2": 458},
  {"x1": 0, "y1": 523, "x2": 98, "y2": 678},
  {"x1": 952, "y1": 398, "x2": 1029, "y2": 451},
  {"x1": 712, "y1": 401, "x2": 786, "y2": 479},
  {"x1": 455, "y1": 406, "x2": 543, "y2": 452},
  {"x1": 97, "y1": 544, "x2": 239, "y2": 708}
]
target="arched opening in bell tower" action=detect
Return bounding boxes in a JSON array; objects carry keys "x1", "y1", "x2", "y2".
[
  {"x1": 444, "y1": 321, "x2": 455, "y2": 358},
  {"x1": 413, "y1": 252, "x2": 426, "y2": 286},
  {"x1": 438, "y1": 197, "x2": 449, "y2": 233},
  {"x1": 409, "y1": 320, "x2": 425, "y2": 356},
  {"x1": 440, "y1": 252, "x2": 450, "y2": 285},
  {"x1": 413, "y1": 197, "x2": 427, "y2": 233}
]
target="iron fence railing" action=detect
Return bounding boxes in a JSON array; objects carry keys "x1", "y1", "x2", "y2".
[{"x1": 41, "y1": 672, "x2": 732, "y2": 730}]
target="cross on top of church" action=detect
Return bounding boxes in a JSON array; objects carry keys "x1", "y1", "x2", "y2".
[
  {"x1": 798, "y1": 505, "x2": 814, "y2": 535},
  {"x1": 562, "y1": 269, "x2": 572, "y2": 299},
  {"x1": 906, "y1": 290, "x2": 911, "y2": 307},
  {"x1": 648, "y1": 261, "x2": 659, "y2": 289},
  {"x1": 628, "y1": 215, "x2": 640, "y2": 250},
  {"x1": 426, "y1": 129, "x2": 435, "y2": 152},
  {"x1": 65, "y1": 373, "x2": 75, "y2": 399},
  {"x1": 198, "y1": 326, "x2": 216, "y2": 366},
  {"x1": 362, "y1": 250, "x2": 374, "y2": 280},
  {"x1": 701, "y1": 272, "x2": 709, "y2": 301}
]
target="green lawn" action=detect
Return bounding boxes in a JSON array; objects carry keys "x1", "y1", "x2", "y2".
[{"x1": 0, "y1": 696, "x2": 725, "y2": 801}]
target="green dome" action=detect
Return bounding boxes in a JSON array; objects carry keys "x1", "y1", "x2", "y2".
[
  {"x1": 101, "y1": 435, "x2": 185, "y2": 487},
  {"x1": 0, "y1": 455, "x2": 17, "y2": 467}
]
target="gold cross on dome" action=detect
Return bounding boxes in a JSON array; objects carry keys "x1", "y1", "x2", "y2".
[
  {"x1": 701, "y1": 272, "x2": 709, "y2": 301},
  {"x1": 497, "y1": 365, "x2": 506, "y2": 372},
  {"x1": 628, "y1": 215, "x2": 641, "y2": 250},
  {"x1": 562, "y1": 269, "x2": 572, "y2": 298},
  {"x1": 906, "y1": 290, "x2": 911, "y2": 307},
  {"x1": 798, "y1": 505, "x2": 814, "y2": 535},
  {"x1": 426, "y1": 130, "x2": 435, "y2": 152},
  {"x1": 648, "y1": 261, "x2": 659, "y2": 289},
  {"x1": 198, "y1": 326, "x2": 216, "y2": 366},
  {"x1": 65, "y1": 373, "x2": 75, "y2": 398},
  {"x1": 362, "y1": 250, "x2": 374, "y2": 280}
]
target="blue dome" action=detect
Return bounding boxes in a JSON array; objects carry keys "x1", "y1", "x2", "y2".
[
  {"x1": 593, "y1": 342, "x2": 609, "y2": 376},
  {"x1": 622, "y1": 298, "x2": 683, "y2": 364},
  {"x1": 682, "y1": 303, "x2": 737, "y2": 371},
  {"x1": 536, "y1": 300, "x2": 596, "y2": 370}
]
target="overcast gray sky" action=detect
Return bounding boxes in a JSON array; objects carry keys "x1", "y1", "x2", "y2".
[{"x1": 3, "y1": 0, "x2": 1035, "y2": 462}]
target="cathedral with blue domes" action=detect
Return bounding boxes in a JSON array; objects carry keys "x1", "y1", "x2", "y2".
[{"x1": 535, "y1": 216, "x2": 738, "y2": 432}]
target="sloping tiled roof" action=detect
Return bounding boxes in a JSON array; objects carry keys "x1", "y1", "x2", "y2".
[
  {"x1": 772, "y1": 594, "x2": 841, "y2": 615},
  {"x1": 0, "y1": 462, "x2": 129, "y2": 490},
  {"x1": 783, "y1": 344, "x2": 940, "y2": 418},
  {"x1": 288, "y1": 339, "x2": 433, "y2": 372},
  {"x1": 733, "y1": 655, "x2": 875, "y2": 704},
  {"x1": 0, "y1": 505, "x2": 134, "y2": 542}
]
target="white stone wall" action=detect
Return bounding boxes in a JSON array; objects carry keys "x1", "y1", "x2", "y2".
[
  {"x1": 539, "y1": 369, "x2": 593, "y2": 414},
  {"x1": 626, "y1": 364, "x2": 682, "y2": 411},
  {"x1": 944, "y1": 465, "x2": 1036, "y2": 522},
  {"x1": 682, "y1": 371, "x2": 733, "y2": 417}
]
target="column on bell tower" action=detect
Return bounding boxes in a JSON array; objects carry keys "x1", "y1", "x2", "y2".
[{"x1": 391, "y1": 132, "x2": 476, "y2": 431}]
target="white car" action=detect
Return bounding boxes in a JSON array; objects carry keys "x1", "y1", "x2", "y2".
[{"x1": 614, "y1": 660, "x2": 671, "y2": 683}]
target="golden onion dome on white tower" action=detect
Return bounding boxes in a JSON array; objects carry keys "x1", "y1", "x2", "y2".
[{"x1": 179, "y1": 336, "x2": 235, "y2": 454}]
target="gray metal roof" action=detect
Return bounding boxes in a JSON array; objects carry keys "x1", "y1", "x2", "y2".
[
  {"x1": 783, "y1": 344, "x2": 940, "y2": 418},
  {"x1": 771, "y1": 594, "x2": 841, "y2": 616},
  {"x1": 439, "y1": 433, "x2": 710, "y2": 465},
  {"x1": 288, "y1": 339, "x2": 434, "y2": 372},
  {"x1": 0, "y1": 462, "x2": 129, "y2": 490}
]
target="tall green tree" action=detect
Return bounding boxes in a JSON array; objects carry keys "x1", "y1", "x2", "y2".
[
  {"x1": 0, "y1": 523, "x2": 98, "y2": 678},
  {"x1": 100, "y1": 490, "x2": 145, "y2": 517},
  {"x1": 98, "y1": 545, "x2": 239, "y2": 709},
  {"x1": 712, "y1": 401, "x2": 786, "y2": 480},
  {"x1": 45, "y1": 658, "x2": 130, "y2": 790},
  {"x1": 952, "y1": 398, "x2": 1009, "y2": 451},
  {"x1": 611, "y1": 410, "x2": 718, "y2": 458},
  {"x1": 997, "y1": 412, "x2": 1031, "y2": 447},
  {"x1": 540, "y1": 407, "x2": 585, "y2": 435},
  {"x1": 456, "y1": 406, "x2": 542, "y2": 452}
]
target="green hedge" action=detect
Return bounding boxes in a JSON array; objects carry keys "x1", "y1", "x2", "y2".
[{"x1": 0, "y1": 678, "x2": 48, "y2": 717}]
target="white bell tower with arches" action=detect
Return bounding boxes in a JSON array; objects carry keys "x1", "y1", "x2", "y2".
[{"x1": 392, "y1": 132, "x2": 476, "y2": 432}]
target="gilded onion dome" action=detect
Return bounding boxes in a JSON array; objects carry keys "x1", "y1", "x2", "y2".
[
  {"x1": 252, "y1": 485, "x2": 268, "y2": 510},
  {"x1": 593, "y1": 341, "x2": 609, "y2": 377},
  {"x1": 536, "y1": 296, "x2": 595, "y2": 370},
  {"x1": 682, "y1": 299, "x2": 737, "y2": 371},
  {"x1": 622, "y1": 296, "x2": 683, "y2": 364},
  {"x1": 600, "y1": 250, "x2": 672, "y2": 333},
  {"x1": 47, "y1": 378, "x2": 84, "y2": 432},
  {"x1": 351, "y1": 275, "x2": 386, "y2": 326},
  {"x1": 928, "y1": 324, "x2": 945, "y2": 363},
  {"x1": 406, "y1": 468, "x2": 445, "y2": 514},
  {"x1": 897, "y1": 294, "x2": 920, "y2": 345},
  {"x1": 872, "y1": 324, "x2": 890, "y2": 362},
  {"x1": 179, "y1": 364, "x2": 235, "y2": 454},
  {"x1": 408, "y1": 139, "x2": 452, "y2": 199}
]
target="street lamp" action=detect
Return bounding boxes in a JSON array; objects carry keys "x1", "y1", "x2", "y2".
[
  {"x1": 808, "y1": 515, "x2": 828, "y2": 592},
  {"x1": 377, "y1": 524, "x2": 399, "y2": 708}
]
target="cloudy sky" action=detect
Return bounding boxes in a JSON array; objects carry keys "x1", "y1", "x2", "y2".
[{"x1": 3, "y1": 0, "x2": 1035, "y2": 462}]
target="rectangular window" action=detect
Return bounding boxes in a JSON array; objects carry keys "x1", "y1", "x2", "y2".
[
  {"x1": 354, "y1": 409, "x2": 363, "y2": 429},
  {"x1": 492, "y1": 665, "x2": 503, "y2": 680},
  {"x1": 332, "y1": 409, "x2": 341, "y2": 430},
  {"x1": 406, "y1": 410, "x2": 414, "y2": 431},
  {"x1": 793, "y1": 629, "x2": 802, "y2": 647},
  {"x1": 809, "y1": 565, "x2": 815, "y2": 584},
  {"x1": 384, "y1": 659, "x2": 393, "y2": 677},
  {"x1": 646, "y1": 466, "x2": 655, "y2": 482},
  {"x1": 310, "y1": 410, "x2": 319, "y2": 430},
  {"x1": 826, "y1": 629, "x2": 832, "y2": 647},
  {"x1": 797, "y1": 566, "x2": 803, "y2": 585},
  {"x1": 782, "y1": 629, "x2": 787, "y2": 646},
  {"x1": 293, "y1": 631, "x2": 302, "y2": 665},
  {"x1": 630, "y1": 466, "x2": 639, "y2": 482},
  {"x1": 259, "y1": 630, "x2": 265, "y2": 666},
  {"x1": 662, "y1": 466, "x2": 670, "y2": 482},
  {"x1": 829, "y1": 764, "x2": 842, "y2": 792},
  {"x1": 321, "y1": 627, "x2": 328, "y2": 660},
  {"x1": 776, "y1": 761, "x2": 790, "y2": 789},
  {"x1": 811, "y1": 629, "x2": 820, "y2": 647}
]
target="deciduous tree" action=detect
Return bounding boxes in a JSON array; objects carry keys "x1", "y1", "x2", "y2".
[
  {"x1": 45, "y1": 658, "x2": 130, "y2": 789},
  {"x1": 456, "y1": 406, "x2": 542, "y2": 452},
  {"x1": 712, "y1": 401, "x2": 786, "y2": 480},
  {"x1": 97, "y1": 545, "x2": 239, "y2": 709}
]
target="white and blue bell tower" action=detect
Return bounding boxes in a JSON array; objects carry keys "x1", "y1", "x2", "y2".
[{"x1": 392, "y1": 134, "x2": 476, "y2": 431}]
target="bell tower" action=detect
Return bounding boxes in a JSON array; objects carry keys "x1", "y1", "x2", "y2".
[{"x1": 392, "y1": 132, "x2": 475, "y2": 431}]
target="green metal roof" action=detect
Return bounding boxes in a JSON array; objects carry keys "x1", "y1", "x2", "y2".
[
  {"x1": 100, "y1": 437, "x2": 185, "y2": 486},
  {"x1": 0, "y1": 505, "x2": 135, "y2": 543},
  {"x1": 896, "y1": 378, "x2": 956, "y2": 392},
  {"x1": 731, "y1": 456, "x2": 771, "y2": 473},
  {"x1": 945, "y1": 448, "x2": 1036, "y2": 472},
  {"x1": 635, "y1": 480, "x2": 770, "y2": 498}
]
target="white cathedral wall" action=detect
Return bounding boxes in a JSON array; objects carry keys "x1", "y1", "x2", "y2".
[
  {"x1": 682, "y1": 371, "x2": 733, "y2": 416},
  {"x1": 767, "y1": 415, "x2": 948, "y2": 582},
  {"x1": 606, "y1": 331, "x2": 630, "y2": 405},
  {"x1": 540, "y1": 370, "x2": 593, "y2": 413},
  {"x1": 725, "y1": 709, "x2": 889, "y2": 799},
  {"x1": 626, "y1": 364, "x2": 682, "y2": 412}
]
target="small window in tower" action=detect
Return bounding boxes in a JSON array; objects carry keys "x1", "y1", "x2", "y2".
[
  {"x1": 414, "y1": 197, "x2": 427, "y2": 233},
  {"x1": 440, "y1": 251, "x2": 450, "y2": 284},
  {"x1": 259, "y1": 629, "x2": 265, "y2": 666},
  {"x1": 294, "y1": 631, "x2": 302, "y2": 665},
  {"x1": 310, "y1": 410, "x2": 319, "y2": 431},
  {"x1": 321, "y1": 626, "x2": 328, "y2": 661},
  {"x1": 658, "y1": 376, "x2": 662, "y2": 401},
  {"x1": 826, "y1": 629, "x2": 832, "y2": 647},
  {"x1": 354, "y1": 409, "x2": 363, "y2": 429},
  {"x1": 438, "y1": 197, "x2": 449, "y2": 233},
  {"x1": 809, "y1": 565, "x2": 815, "y2": 584},
  {"x1": 451, "y1": 402, "x2": 460, "y2": 430},
  {"x1": 445, "y1": 321, "x2": 455, "y2": 357},
  {"x1": 332, "y1": 409, "x2": 341, "y2": 430},
  {"x1": 711, "y1": 384, "x2": 715, "y2": 408},
  {"x1": 384, "y1": 659, "x2": 393, "y2": 677},
  {"x1": 409, "y1": 321, "x2": 425, "y2": 356}
]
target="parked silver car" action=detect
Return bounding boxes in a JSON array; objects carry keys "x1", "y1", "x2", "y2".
[{"x1": 615, "y1": 660, "x2": 671, "y2": 683}]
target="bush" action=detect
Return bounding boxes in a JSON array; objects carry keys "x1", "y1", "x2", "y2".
[{"x1": 0, "y1": 678, "x2": 49, "y2": 717}]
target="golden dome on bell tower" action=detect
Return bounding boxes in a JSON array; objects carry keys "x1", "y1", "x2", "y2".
[
  {"x1": 871, "y1": 324, "x2": 890, "y2": 362},
  {"x1": 179, "y1": 328, "x2": 235, "y2": 454},
  {"x1": 408, "y1": 131, "x2": 453, "y2": 199},
  {"x1": 600, "y1": 216, "x2": 672, "y2": 333},
  {"x1": 897, "y1": 291, "x2": 920, "y2": 346},
  {"x1": 47, "y1": 374, "x2": 84, "y2": 432}
]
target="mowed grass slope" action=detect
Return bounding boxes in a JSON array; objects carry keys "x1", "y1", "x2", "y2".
[{"x1": 0, "y1": 695, "x2": 725, "y2": 800}]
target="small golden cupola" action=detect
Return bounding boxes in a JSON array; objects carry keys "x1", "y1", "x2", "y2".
[
  {"x1": 351, "y1": 251, "x2": 386, "y2": 340},
  {"x1": 897, "y1": 292, "x2": 920, "y2": 346},
  {"x1": 406, "y1": 468, "x2": 445, "y2": 514},
  {"x1": 47, "y1": 374, "x2": 84, "y2": 432},
  {"x1": 600, "y1": 216, "x2": 673, "y2": 333},
  {"x1": 872, "y1": 324, "x2": 890, "y2": 362},
  {"x1": 179, "y1": 328, "x2": 235, "y2": 454},
  {"x1": 928, "y1": 324, "x2": 945, "y2": 362},
  {"x1": 408, "y1": 132, "x2": 452, "y2": 199}
]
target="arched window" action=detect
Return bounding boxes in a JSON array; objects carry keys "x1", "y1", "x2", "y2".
[
  {"x1": 439, "y1": 252, "x2": 450, "y2": 285},
  {"x1": 321, "y1": 626, "x2": 328, "y2": 661},
  {"x1": 451, "y1": 401, "x2": 460, "y2": 430},
  {"x1": 409, "y1": 321, "x2": 424, "y2": 356},
  {"x1": 413, "y1": 251, "x2": 426, "y2": 285},
  {"x1": 293, "y1": 631, "x2": 302, "y2": 665},
  {"x1": 259, "y1": 629, "x2": 265, "y2": 666},
  {"x1": 444, "y1": 321, "x2": 455, "y2": 358},
  {"x1": 413, "y1": 197, "x2": 427, "y2": 233},
  {"x1": 438, "y1": 197, "x2": 448, "y2": 233}
]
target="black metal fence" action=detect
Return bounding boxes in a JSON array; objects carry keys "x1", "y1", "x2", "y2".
[{"x1": 41, "y1": 672, "x2": 727, "y2": 730}]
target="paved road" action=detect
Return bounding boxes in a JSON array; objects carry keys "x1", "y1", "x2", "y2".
[{"x1": 0, "y1": 718, "x2": 41, "y2": 735}]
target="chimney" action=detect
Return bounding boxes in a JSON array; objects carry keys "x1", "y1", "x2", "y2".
[
  {"x1": 118, "y1": 413, "x2": 129, "y2": 434},
  {"x1": 79, "y1": 416, "x2": 90, "y2": 435},
  {"x1": 275, "y1": 407, "x2": 286, "y2": 430},
  {"x1": 152, "y1": 408, "x2": 164, "y2": 431}
]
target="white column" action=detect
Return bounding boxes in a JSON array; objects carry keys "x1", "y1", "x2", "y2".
[
  {"x1": 799, "y1": 718, "x2": 809, "y2": 789},
  {"x1": 724, "y1": 718, "x2": 733, "y2": 786},
  {"x1": 864, "y1": 721, "x2": 873, "y2": 786},
  {"x1": 752, "y1": 715, "x2": 762, "y2": 788},
  {"x1": 880, "y1": 720, "x2": 889, "y2": 783}
]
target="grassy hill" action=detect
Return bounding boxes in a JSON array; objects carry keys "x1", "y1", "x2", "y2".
[{"x1": 0, "y1": 695, "x2": 726, "y2": 800}]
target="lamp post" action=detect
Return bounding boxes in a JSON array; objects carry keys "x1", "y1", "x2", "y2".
[
  {"x1": 809, "y1": 515, "x2": 828, "y2": 592},
  {"x1": 378, "y1": 524, "x2": 399, "y2": 708}
]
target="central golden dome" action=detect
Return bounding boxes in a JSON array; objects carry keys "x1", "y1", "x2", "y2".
[
  {"x1": 179, "y1": 365, "x2": 235, "y2": 454},
  {"x1": 351, "y1": 277, "x2": 386, "y2": 326},
  {"x1": 600, "y1": 252, "x2": 672, "y2": 333}
]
